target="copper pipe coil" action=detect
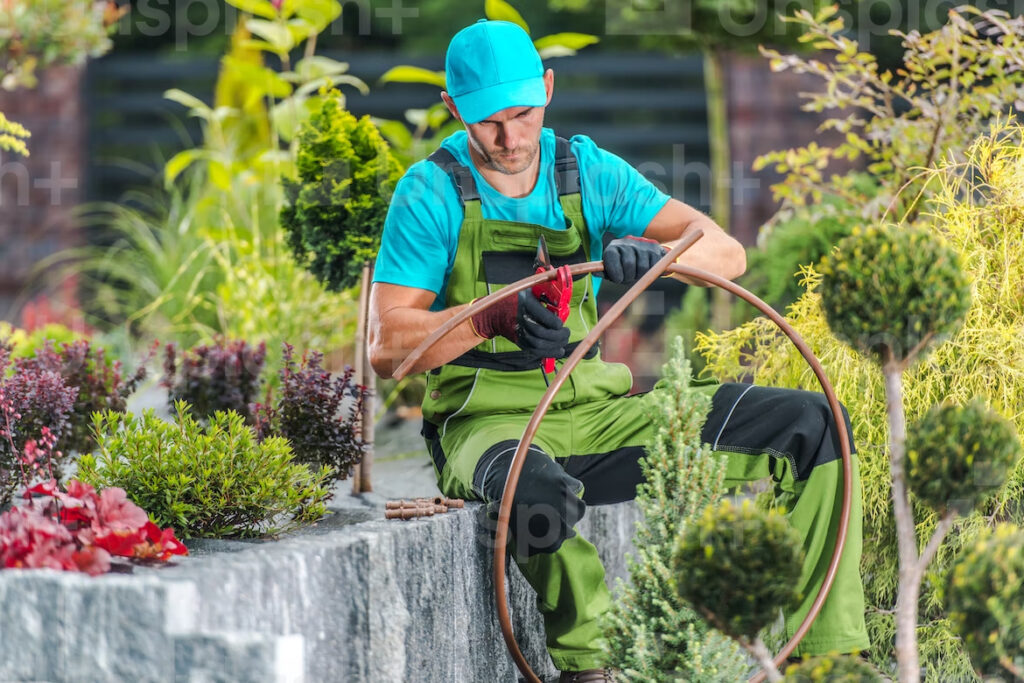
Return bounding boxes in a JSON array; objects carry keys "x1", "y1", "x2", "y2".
[{"x1": 392, "y1": 229, "x2": 852, "y2": 683}]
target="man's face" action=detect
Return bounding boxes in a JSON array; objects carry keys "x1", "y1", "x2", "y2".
[
  {"x1": 463, "y1": 105, "x2": 546, "y2": 175},
  {"x1": 442, "y1": 69, "x2": 554, "y2": 176}
]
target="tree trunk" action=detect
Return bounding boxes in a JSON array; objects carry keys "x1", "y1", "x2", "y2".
[
  {"x1": 884, "y1": 364, "x2": 919, "y2": 682},
  {"x1": 704, "y1": 47, "x2": 734, "y2": 332}
]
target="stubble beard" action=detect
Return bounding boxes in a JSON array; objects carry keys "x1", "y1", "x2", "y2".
[{"x1": 471, "y1": 137, "x2": 539, "y2": 176}]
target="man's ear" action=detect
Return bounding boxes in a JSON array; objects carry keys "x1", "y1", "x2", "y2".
[
  {"x1": 441, "y1": 92, "x2": 462, "y2": 122},
  {"x1": 543, "y1": 69, "x2": 554, "y2": 106}
]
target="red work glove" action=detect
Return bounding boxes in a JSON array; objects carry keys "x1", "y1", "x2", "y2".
[
  {"x1": 470, "y1": 290, "x2": 570, "y2": 359},
  {"x1": 603, "y1": 235, "x2": 669, "y2": 285}
]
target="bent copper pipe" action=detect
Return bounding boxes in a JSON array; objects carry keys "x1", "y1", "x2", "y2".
[{"x1": 392, "y1": 229, "x2": 852, "y2": 683}]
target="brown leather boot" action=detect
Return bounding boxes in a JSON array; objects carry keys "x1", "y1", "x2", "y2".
[{"x1": 557, "y1": 669, "x2": 615, "y2": 683}]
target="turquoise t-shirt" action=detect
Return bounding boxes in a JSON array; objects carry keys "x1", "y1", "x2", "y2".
[{"x1": 373, "y1": 128, "x2": 671, "y2": 309}]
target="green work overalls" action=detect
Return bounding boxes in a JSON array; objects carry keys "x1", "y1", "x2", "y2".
[{"x1": 419, "y1": 138, "x2": 869, "y2": 671}]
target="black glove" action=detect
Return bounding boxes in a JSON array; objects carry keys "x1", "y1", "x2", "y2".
[
  {"x1": 470, "y1": 289, "x2": 570, "y2": 359},
  {"x1": 603, "y1": 236, "x2": 668, "y2": 285}
]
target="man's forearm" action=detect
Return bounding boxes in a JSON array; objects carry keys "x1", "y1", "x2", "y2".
[
  {"x1": 369, "y1": 303, "x2": 485, "y2": 379},
  {"x1": 663, "y1": 218, "x2": 746, "y2": 286}
]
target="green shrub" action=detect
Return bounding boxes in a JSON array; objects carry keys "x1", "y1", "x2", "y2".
[
  {"x1": 906, "y1": 400, "x2": 1021, "y2": 516},
  {"x1": 818, "y1": 224, "x2": 970, "y2": 368},
  {"x1": 696, "y1": 121, "x2": 1024, "y2": 681},
  {"x1": 946, "y1": 524, "x2": 1024, "y2": 679},
  {"x1": 602, "y1": 338, "x2": 744, "y2": 682},
  {"x1": 674, "y1": 498, "x2": 804, "y2": 641},
  {"x1": 743, "y1": 177, "x2": 877, "y2": 314},
  {"x1": 281, "y1": 90, "x2": 403, "y2": 292},
  {"x1": 79, "y1": 402, "x2": 331, "y2": 538},
  {"x1": 783, "y1": 655, "x2": 883, "y2": 682}
]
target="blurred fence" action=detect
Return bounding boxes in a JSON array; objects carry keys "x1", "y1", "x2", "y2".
[{"x1": 83, "y1": 51, "x2": 709, "y2": 208}]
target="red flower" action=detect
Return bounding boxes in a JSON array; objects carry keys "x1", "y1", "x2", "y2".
[
  {"x1": 2, "y1": 481, "x2": 182, "y2": 574},
  {"x1": 55, "y1": 479, "x2": 100, "y2": 526},
  {"x1": 132, "y1": 522, "x2": 188, "y2": 561},
  {"x1": 0, "y1": 506, "x2": 77, "y2": 571},
  {"x1": 24, "y1": 479, "x2": 58, "y2": 498},
  {"x1": 95, "y1": 487, "x2": 148, "y2": 533},
  {"x1": 85, "y1": 487, "x2": 150, "y2": 557},
  {"x1": 71, "y1": 547, "x2": 111, "y2": 576}
]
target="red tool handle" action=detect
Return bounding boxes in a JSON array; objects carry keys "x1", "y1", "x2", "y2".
[{"x1": 532, "y1": 265, "x2": 573, "y2": 373}]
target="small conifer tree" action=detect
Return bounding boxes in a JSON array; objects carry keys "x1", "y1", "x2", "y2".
[
  {"x1": 280, "y1": 89, "x2": 403, "y2": 292},
  {"x1": 602, "y1": 338, "x2": 744, "y2": 682}
]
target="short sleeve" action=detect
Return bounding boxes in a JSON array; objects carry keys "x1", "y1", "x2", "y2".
[
  {"x1": 572, "y1": 135, "x2": 670, "y2": 240},
  {"x1": 372, "y1": 161, "x2": 462, "y2": 298}
]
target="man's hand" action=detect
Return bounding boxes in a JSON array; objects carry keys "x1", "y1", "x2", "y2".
[
  {"x1": 603, "y1": 235, "x2": 669, "y2": 285},
  {"x1": 470, "y1": 289, "x2": 570, "y2": 358}
]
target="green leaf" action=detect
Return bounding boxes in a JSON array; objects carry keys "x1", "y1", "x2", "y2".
[
  {"x1": 379, "y1": 65, "x2": 446, "y2": 89},
  {"x1": 425, "y1": 102, "x2": 451, "y2": 129},
  {"x1": 208, "y1": 160, "x2": 232, "y2": 192},
  {"x1": 293, "y1": 56, "x2": 350, "y2": 81},
  {"x1": 271, "y1": 95, "x2": 311, "y2": 142},
  {"x1": 286, "y1": 17, "x2": 316, "y2": 44},
  {"x1": 223, "y1": 56, "x2": 293, "y2": 98},
  {"x1": 532, "y1": 32, "x2": 598, "y2": 52},
  {"x1": 485, "y1": 0, "x2": 529, "y2": 33},
  {"x1": 294, "y1": 0, "x2": 342, "y2": 31},
  {"x1": 375, "y1": 119, "x2": 414, "y2": 150},
  {"x1": 245, "y1": 18, "x2": 295, "y2": 53},
  {"x1": 224, "y1": 0, "x2": 278, "y2": 20},
  {"x1": 238, "y1": 39, "x2": 281, "y2": 55},
  {"x1": 164, "y1": 88, "x2": 211, "y2": 115},
  {"x1": 164, "y1": 149, "x2": 209, "y2": 187},
  {"x1": 537, "y1": 45, "x2": 577, "y2": 59},
  {"x1": 295, "y1": 74, "x2": 368, "y2": 98},
  {"x1": 404, "y1": 108, "x2": 428, "y2": 128}
]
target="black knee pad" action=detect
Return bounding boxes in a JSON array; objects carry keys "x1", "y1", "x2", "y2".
[
  {"x1": 473, "y1": 440, "x2": 586, "y2": 559},
  {"x1": 799, "y1": 393, "x2": 856, "y2": 477}
]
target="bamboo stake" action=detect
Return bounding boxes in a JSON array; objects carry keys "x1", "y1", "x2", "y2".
[{"x1": 352, "y1": 261, "x2": 375, "y2": 494}]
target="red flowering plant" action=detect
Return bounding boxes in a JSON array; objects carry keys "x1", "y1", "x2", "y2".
[{"x1": 0, "y1": 343, "x2": 187, "y2": 575}]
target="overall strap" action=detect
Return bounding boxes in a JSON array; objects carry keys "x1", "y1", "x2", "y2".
[
  {"x1": 427, "y1": 147, "x2": 480, "y2": 204},
  {"x1": 553, "y1": 136, "x2": 581, "y2": 196}
]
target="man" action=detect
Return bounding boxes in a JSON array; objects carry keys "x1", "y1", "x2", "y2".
[{"x1": 369, "y1": 19, "x2": 869, "y2": 683}]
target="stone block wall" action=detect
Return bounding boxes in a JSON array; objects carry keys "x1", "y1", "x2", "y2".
[{"x1": 0, "y1": 500, "x2": 641, "y2": 682}]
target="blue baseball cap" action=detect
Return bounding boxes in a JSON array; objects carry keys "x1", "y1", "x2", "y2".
[{"x1": 445, "y1": 19, "x2": 547, "y2": 124}]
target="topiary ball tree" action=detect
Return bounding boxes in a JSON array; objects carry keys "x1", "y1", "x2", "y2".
[
  {"x1": 281, "y1": 89, "x2": 403, "y2": 292},
  {"x1": 818, "y1": 224, "x2": 970, "y2": 371},
  {"x1": 818, "y1": 222, "x2": 975, "y2": 683},
  {"x1": 674, "y1": 498, "x2": 804, "y2": 681},
  {"x1": 783, "y1": 655, "x2": 884, "y2": 682},
  {"x1": 946, "y1": 523, "x2": 1024, "y2": 680},
  {"x1": 906, "y1": 399, "x2": 1021, "y2": 517}
]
